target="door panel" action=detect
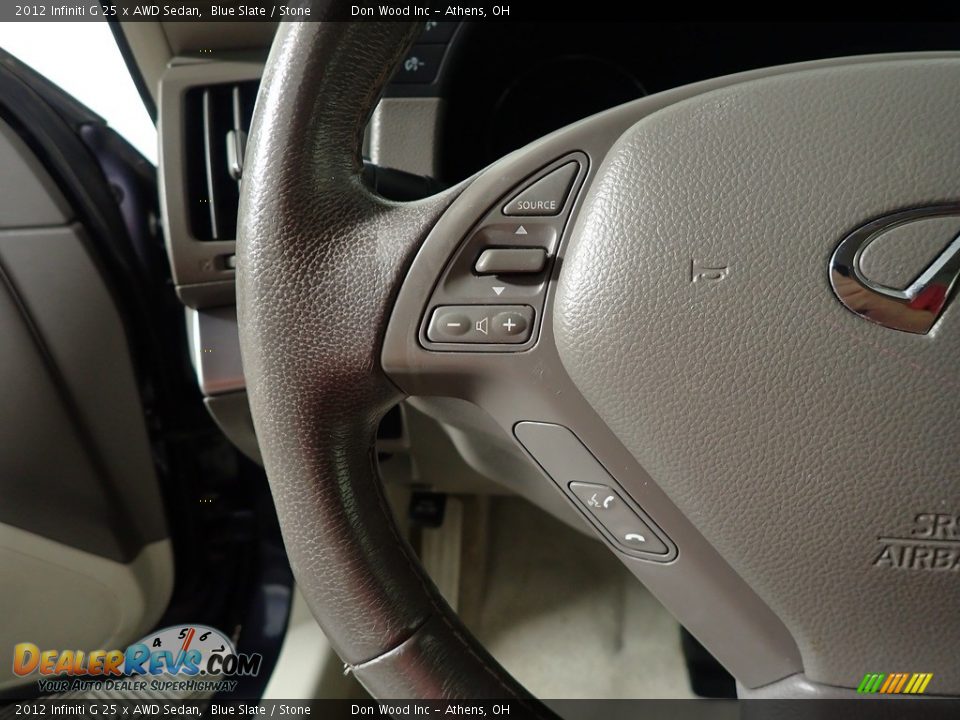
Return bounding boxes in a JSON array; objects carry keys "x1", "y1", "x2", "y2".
[{"x1": 0, "y1": 115, "x2": 172, "y2": 690}]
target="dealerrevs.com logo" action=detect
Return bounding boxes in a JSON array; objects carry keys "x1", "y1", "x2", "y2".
[{"x1": 12, "y1": 625, "x2": 261, "y2": 694}]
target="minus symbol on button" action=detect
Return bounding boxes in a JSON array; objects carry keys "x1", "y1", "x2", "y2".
[{"x1": 445, "y1": 322, "x2": 462, "y2": 328}]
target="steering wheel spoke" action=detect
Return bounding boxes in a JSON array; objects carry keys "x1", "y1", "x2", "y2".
[{"x1": 381, "y1": 79, "x2": 805, "y2": 690}]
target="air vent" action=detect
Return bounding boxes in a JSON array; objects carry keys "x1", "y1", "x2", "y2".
[{"x1": 184, "y1": 80, "x2": 258, "y2": 241}]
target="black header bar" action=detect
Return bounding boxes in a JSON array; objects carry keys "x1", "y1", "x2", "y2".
[{"x1": 4, "y1": 2, "x2": 960, "y2": 22}]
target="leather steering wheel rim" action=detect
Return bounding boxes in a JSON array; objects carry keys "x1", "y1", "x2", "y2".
[{"x1": 236, "y1": 17, "x2": 536, "y2": 700}]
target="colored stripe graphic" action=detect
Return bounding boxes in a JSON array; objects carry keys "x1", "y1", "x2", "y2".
[
  {"x1": 857, "y1": 673, "x2": 884, "y2": 694},
  {"x1": 879, "y1": 674, "x2": 896, "y2": 693},
  {"x1": 857, "y1": 672, "x2": 932, "y2": 694},
  {"x1": 893, "y1": 673, "x2": 909, "y2": 693}
]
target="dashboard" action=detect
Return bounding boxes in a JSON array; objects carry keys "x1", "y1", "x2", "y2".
[{"x1": 441, "y1": 22, "x2": 960, "y2": 181}]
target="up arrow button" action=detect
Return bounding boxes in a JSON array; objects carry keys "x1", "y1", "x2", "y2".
[{"x1": 503, "y1": 161, "x2": 579, "y2": 217}]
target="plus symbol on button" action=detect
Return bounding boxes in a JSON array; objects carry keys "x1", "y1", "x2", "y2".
[{"x1": 502, "y1": 318, "x2": 517, "y2": 332}]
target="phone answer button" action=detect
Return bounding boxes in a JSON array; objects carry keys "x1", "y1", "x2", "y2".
[{"x1": 568, "y1": 482, "x2": 669, "y2": 556}]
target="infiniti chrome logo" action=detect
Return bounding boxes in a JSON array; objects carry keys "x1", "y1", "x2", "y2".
[{"x1": 830, "y1": 206, "x2": 960, "y2": 334}]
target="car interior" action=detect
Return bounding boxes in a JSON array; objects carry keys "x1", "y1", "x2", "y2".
[{"x1": 2, "y1": 15, "x2": 960, "y2": 709}]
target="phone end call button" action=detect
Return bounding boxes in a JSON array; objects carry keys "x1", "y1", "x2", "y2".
[{"x1": 568, "y1": 482, "x2": 668, "y2": 556}]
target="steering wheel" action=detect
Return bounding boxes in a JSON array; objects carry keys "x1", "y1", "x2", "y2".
[{"x1": 236, "y1": 15, "x2": 960, "y2": 700}]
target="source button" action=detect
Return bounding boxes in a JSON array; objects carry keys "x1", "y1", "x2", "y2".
[{"x1": 503, "y1": 161, "x2": 579, "y2": 217}]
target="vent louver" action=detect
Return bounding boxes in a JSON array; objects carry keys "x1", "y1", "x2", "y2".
[{"x1": 184, "y1": 80, "x2": 258, "y2": 241}]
